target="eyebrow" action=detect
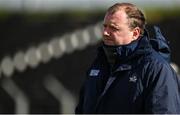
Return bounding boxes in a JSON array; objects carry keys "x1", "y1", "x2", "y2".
[
  {"x1": 109, "y1": 23, "x2": 121, "y2": 29},
  {"x1": 103, "y1": 22, "x2": 119, "y2": 27}
]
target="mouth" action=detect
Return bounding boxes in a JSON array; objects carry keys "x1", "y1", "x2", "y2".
[
  {"x1": 103, "y1": 37, "x2": 114, "y2": 45},
  {"x1": 103, "y1": 37, "x2": 112, "y2": 41},
  {"x1": 103, "y1": 36, "x2": 110, "y2": 40}
]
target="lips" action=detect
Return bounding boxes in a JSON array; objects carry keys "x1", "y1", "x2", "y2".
[
  {"x1": 103, "y1": 37, "x2": 113, "y2": 41},
  {"x1": 103, "y1": 37, "x2": 114, "y2": 45}
]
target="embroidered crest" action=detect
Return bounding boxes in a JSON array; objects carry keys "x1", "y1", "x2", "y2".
[
  {"x1": 89, "y1": 69, "x2": 100, "y2": 77},
  {"x1": 129, "y1": 74, "x2": 137, "y2": 82}
]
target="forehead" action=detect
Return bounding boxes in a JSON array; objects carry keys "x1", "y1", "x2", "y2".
[{"x1": 104, "y1": 10, "x2": 128, "y2": 24}]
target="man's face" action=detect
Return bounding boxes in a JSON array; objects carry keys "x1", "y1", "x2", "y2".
[{"x1": 102, "y1": 10, "x2": 136, "y2": 46}]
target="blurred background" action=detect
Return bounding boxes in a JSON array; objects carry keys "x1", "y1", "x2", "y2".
[{"x1": 0, "y1": 0, "x2": 180, "y2": 114}]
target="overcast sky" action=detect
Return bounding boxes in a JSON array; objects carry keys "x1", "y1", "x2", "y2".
[{"x1": 0, "y1": 0, "x2": 179, "y2": 12}]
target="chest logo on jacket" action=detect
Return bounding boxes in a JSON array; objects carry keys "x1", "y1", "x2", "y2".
[
  {"x1": 129, "y1": 74, "x2": 137, "y2": 83},
  {"x1": 89, "y1": 69, "x2": 100, "y2": 77}
]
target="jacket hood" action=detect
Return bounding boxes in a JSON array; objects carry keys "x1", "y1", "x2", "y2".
[
  {"x1": 148, "y1": 26, "x2": 171, "y2": 63},
  {"x1": 130, "y1": 26, "x2": 171, "y2": 63}
]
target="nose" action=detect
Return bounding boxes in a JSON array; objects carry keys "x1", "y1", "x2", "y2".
[{"x1": 103, "y1": 28, "x2": 110, "y2": 37}]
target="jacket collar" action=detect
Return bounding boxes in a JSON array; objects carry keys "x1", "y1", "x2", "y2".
[
  {"x1": 101, "y1": 32, "x2": 152, "y2": 72},
  {"x1": 102, "y1": 38, "x2": 140, "y2": 67}
]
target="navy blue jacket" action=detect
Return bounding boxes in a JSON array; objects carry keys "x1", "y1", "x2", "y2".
[{"x1": 75, "y1": 26, "x2": 180, "y2": 114}]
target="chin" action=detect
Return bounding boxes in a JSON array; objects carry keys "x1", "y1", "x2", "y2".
[{"x1": 104, "y1": 42, "x2": 114, "y2": 46}]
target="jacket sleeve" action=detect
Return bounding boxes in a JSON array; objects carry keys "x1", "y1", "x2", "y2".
[{"x1": 144, "y1": 61, "x2": 180, "y2": 114}]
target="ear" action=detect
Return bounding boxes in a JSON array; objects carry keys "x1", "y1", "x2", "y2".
[{"x1": 132, "y1": 27, "x2": 141, "y2": 40}]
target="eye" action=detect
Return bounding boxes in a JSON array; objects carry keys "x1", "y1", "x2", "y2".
[
  {"x1": 103, "y1": 24, "x2": 107, "y2": 28},
  {"x1": 103, "y1": 24, "x2": 120, "y2": 31},
  {"x1": 110, "y1": 26, "x2": 120, "y2": 31}
]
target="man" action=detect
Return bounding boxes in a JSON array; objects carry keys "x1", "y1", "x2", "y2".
[{"x1": 75, "y1": 3, "x2": 180, "y2": 114}]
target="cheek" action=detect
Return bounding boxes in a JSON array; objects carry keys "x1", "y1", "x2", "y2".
[
  {"x1": 115, "y1": 31, "x2": 133, "y2": 44},
  {"x1": 115, "y1": 31, "x2": 128, "y2": 40},
  {"x1": 122, "y1": 30, "x2": 133, "y2": 37}
]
